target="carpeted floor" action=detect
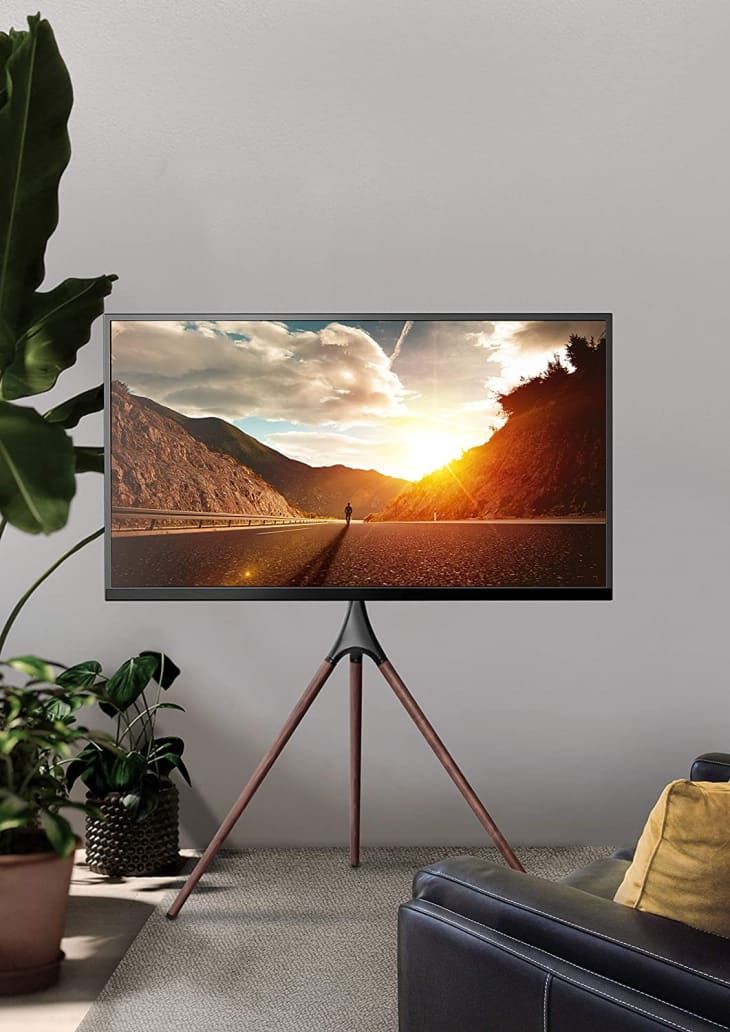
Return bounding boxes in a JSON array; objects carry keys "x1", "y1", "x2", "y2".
[{"x1": 78, "y1": 846, "x2": 610, "y2": 1032}]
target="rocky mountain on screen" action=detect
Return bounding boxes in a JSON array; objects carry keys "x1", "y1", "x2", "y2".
[
  {"x1": 135, "y1": 396, "x2": 407, "y2": 519},
  {"x1": 370, "y1": 336, "x2": 606, "y2": 522},
  {"x1": 110, "y1": 381, "x2": 300, "y2": 520}
]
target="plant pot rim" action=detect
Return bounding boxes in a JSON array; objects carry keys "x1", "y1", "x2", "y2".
[
  {"x1": 87, "y1": 779, "x2": 176, "y2": 800},
  {"x1": 0, "y1": 837, "x2": 80, "y2": 869}
]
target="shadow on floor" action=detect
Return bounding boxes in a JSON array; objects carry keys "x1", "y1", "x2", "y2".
[
  {"x1": 5, "y1": 895, "x2": 157, "y2": 1008},
  {"x1": 64, "y1": 893, "x2": 156, "y2": 942}
]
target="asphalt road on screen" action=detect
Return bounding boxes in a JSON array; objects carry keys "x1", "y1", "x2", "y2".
[{"x1": 110, "y1": 520, "x2": 605, "y2": 588}]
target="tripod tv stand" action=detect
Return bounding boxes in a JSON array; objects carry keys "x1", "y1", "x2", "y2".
[{"x1": 167, "y1": 600, "x2": 524, "y2": 919}]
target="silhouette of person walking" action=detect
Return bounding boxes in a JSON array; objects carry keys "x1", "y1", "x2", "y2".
[{"x1": 344, "y1": 501, "x2": 353, "y2": 526}]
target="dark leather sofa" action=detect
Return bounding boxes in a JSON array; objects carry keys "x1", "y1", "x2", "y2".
[{"x1": 399, "y1": 754, "x2": 730, "y2": 1031}]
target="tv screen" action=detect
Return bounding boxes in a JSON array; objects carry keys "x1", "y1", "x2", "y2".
[{"x1": 105, "y1": 314, "x2": 611, "y2": 600}]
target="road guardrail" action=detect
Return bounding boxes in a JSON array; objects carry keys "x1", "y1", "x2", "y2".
[{"x1": 111, "y1": 506, "x2": 334, "y2": 531}]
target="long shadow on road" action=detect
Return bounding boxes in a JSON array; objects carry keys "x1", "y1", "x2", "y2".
[{"x1": 289, "y1": 526, "x2": 349, "y2": 586}]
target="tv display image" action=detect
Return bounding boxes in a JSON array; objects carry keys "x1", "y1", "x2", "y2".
[{"x1": 105, "y1": 314, "x2": 611, "y2": 600}]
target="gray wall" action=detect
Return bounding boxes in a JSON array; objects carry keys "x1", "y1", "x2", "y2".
[{"x1": 4, "y1": 0, "x2": 728, "y2": 848}]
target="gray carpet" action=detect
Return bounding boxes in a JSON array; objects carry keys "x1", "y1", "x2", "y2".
[{"x1": 78, "y1": 846, "x2": 610, "y2": 1032}]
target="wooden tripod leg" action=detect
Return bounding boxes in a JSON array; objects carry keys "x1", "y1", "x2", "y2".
[
  {"x1": 349, "y1": 657, "x2": 363, "y2": 867},
  {"x1": 166, "y1": 660, "x2": 336, "y2": 919},
  {"x1": 378, "y1": 659, "x2": 525, "y2": 873}
]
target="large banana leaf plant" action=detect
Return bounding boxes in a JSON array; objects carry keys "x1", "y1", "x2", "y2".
[
  {"x1": 0, "y1": 14, "x2": 115, "y2": 650},
  {"x1": 0, "y1": 13, "x2": 114, "y2": 537}
]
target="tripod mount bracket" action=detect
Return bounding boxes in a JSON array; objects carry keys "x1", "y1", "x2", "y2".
[{"x1": 326, "y1": 600, "x2": 387, "y2": 665}]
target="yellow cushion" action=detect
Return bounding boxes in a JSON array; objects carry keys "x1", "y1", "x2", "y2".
[{"x1": 614, "y1": 779, "x2": 730, "y2": 937}]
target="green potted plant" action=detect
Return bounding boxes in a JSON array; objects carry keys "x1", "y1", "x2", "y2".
[
  {"x1": 67, "y1": 651, "x2": 191, "y2": 877},
  {"x1": 0, "y1": 11, "x2": 116, "y2": 996},
  {"x1": 0, "y1": 656, "x2": 111, "y2": 995}
]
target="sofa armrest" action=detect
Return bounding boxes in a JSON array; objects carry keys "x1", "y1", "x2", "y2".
[
  {"x1": 399, "y1": 901, "x2": 726, "y2": 1031},
  {"x1": 413, "y1": 857, "x2": 730, "y2": 1027},
  {"x1": 691, "y1": 753, "x2": 730, "y2": 782}
]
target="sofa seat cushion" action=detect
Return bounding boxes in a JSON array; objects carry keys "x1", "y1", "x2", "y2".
[{"x1": 560, "y1": 857, "x2": 630, "y2": 900}]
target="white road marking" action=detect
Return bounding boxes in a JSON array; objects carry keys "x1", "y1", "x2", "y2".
[{"x1": 256, "y1": 525, "x2": 337, "y2": 536}]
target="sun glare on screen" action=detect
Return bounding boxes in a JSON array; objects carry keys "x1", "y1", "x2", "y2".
[{"x1": 401, "y1": 431, "x2": 462, "y2": 481}]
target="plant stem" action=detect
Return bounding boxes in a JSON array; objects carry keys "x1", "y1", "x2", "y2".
[
  {"x1": 0, "y1": 518, "x2": 7, "y2": 544},
  {"x1": 151, "y1": 682, "x2": 162, "y2": 750},
  {"x1": 125, "y1": 705, "x2": 163, "y2": 737},
  {"x1": 139, "y1": 687, "x2": 155, "y2": 755},
  {"x1": 0, "y1": 527, "x2": 103, "y2": 655},
  {"x1": 127, "y1": 698, "x2": 144, "y2": 750}
]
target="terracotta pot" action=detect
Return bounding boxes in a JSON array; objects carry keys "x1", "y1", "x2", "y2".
[{"x1": 0, "y1": 842, "x2": 76, "y2": 995}]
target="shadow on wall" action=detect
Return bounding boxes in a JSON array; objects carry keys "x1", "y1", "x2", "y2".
[{"x1": 169, "y1": 683, "x2": 346, "y2": 850}]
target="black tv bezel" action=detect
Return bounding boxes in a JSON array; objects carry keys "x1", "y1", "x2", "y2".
[{"x1": 104, "y1": 313, "x2": 613, "y2": 602}]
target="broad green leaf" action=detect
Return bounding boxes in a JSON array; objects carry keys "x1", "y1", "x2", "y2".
[
  {"x1": 3, "y1": 692, "x2": 21, "y2": 723},
  {"x1": 2, "y1": 276, "x2": 116, "y2": 398},
  {"x1": 40, "y1": 810, "x2": 76, "y2": 857},
  {"x1": 64, "y1": 757, "x2": 88, "y2": 791},
  {"x1": 139, "y1": 651, "x2": 181, "y2": 690},
  {"x1": 136, "y1": 773, "x2": 162, "y2": 822},
  {"x1": 109, "y1": 750, "x2": 145, "y2": 791},
  {"x1": 153, "y1": 752, "x2": 189, "y2": 780},
  {"x1": 0, "y1": 816, "x2": 27, "y2": 832},
  {"x1": 0, "y1": 16, "x2": 72, "y2": 367},
  {"x1": 137, "y1": 797, "x2": 159, "y2": 822},
  {"x1": 0, "y1": 33, "x2": 13, "y2": 107},
  {"x1": 149, "y1": 735, "x2": 184, "y2": 758},
  {"x1": 46, "y1": 689, "x2": 96, "y2": 713},
  {"x1": 84, "y1": 730, "x2": 123, "y2": 752},
  {"x1": 46, "y1": 697, "x2": 71, "y2": 719},
  {"x1": 174, "y1": 756, "x2": 192, "y2": 786},
  {"x1": 74, "y1": 445, "x2": 103, "y2": 474},
  {"x1": 56, "y1": 659, "x2": 102, "y2": 689},
  {"x1": 0, "y1": 318, "x2": 12, "y2": 372},
  {"x1": 0, "y1": 791, "x2": 29, "y2": 827},
  {"x1": 0, "y1": 729, "x2": 24, "y2": 754},
  {"x1": 44, "y1": 383, "x2": 103, "y2": 428},
  {"x1": 149, "y1": 736, "x2": 190, "y2": 783},
  {"x1": 5, "y1": 654, "x2": 57, "y2": 682},
  {"x1": 0, "y1": 400, "x2": 75, "y2": 532},
  {"x1": 105, "y1": 653, "x2": 158, "y2": 711},
  {"x1": 67, "y1": 744, "x2": 112, "y2": 796}
]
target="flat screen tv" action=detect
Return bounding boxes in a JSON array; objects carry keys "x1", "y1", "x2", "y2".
[{"x1": 105, "y1": 314, "x2": 612, "y2": 601}]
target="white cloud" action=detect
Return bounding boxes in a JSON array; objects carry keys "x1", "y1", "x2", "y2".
[
  {"x1": 111, "y1": 320, "x2": 409, "y2": 426},
  {"x1": 264, "y1": 430, "x2": 386, "y2": 471},
  {"x1": 390, "y1": 319, "x2": 414, "y2": 365},
  {"x1": 479, "y1": 320, "x2": 606, "y2": 394}
]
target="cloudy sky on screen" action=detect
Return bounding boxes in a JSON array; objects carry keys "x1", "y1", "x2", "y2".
[{"x1": 111, "y1": 318, "x2": 605, "y2": 481}]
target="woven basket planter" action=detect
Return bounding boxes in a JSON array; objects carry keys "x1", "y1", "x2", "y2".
[{"x1": 86, "y1": 780, "x2": 182, "y2": 877}]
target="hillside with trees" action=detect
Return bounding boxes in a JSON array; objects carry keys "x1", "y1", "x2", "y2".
[{"x1": 369, "y1": 335, "x2": 606, "y2": 521}]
